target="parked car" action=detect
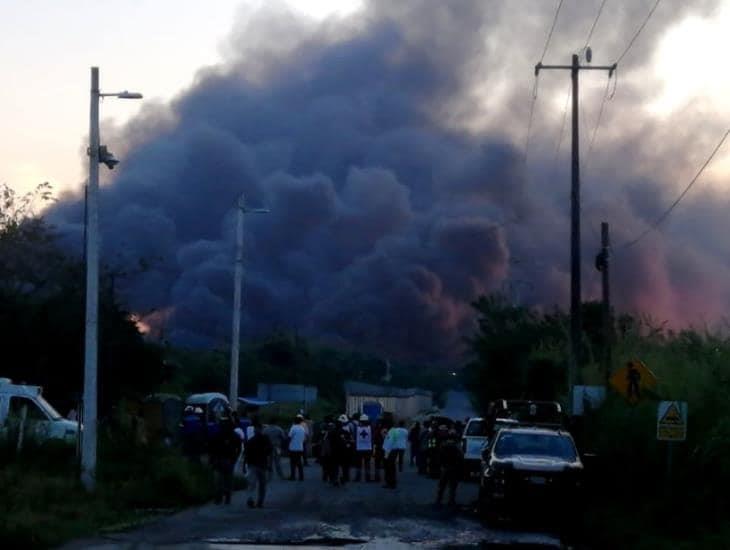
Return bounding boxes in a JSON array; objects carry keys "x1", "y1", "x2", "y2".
[
  {"x1": 462, "y1": 416, "x2": 520, "y2": 479},
  {"x1": 0, "y1": 378, "x2": 79, "y2": 444},
  {"x1": 478, "y1": 426, "x2": 584, "y2": 523}
]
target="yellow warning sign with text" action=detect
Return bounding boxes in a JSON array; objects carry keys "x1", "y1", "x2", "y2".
[{"x1": 657, "y1": 401, "x2": 687, "y2": 441}]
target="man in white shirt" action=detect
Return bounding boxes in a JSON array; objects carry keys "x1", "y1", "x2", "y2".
[
  {"x1": 393, "y1": 420, "x2": 409, "y2": 472},
  {"x1": 288, "y1": 414, "x2": 307, "y2": 481}
]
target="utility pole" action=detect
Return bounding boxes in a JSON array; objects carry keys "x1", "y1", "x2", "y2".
[
  {"x1": 229, "y1": 196, "x2": 269, "y2": 407},
  {"x1": 81, "y1": 68, "x2": 142, "y2": 491},
  {"x1": 596, "y1": 222, "x2": 612, "y2": 385},
  {"x1": 81, "y1": 67, "x2": 100, "y2": 491},
  {"x1": 535, "y1": 51, "x2": 615, "y2": 414}
]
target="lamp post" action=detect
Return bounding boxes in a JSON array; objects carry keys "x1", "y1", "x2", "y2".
[
  {"x1": 229, "y1": 195, "x2": 269, "y2": 407},
  {"x1": 81, "y1": 67, "x2": 142, "y2": 491}
]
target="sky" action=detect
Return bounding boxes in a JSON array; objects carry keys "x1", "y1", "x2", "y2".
[
  {"x1": 4, "y1": 0, "x2": 730, "y2": 363},
  {"x1": 0, "y1": 0, "x2": 363, "y2": 196}
]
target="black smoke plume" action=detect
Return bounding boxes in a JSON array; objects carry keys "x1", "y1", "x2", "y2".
[{"x1": 50, "y1": 0, "x2": 728, "y2": 363}]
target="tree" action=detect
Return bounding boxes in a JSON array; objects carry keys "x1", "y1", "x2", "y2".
[
  {"x1": 0, "y1": 182, "x2": 166, "y2": 414},
  {"x1": 463, "y1": 294, "x2": 567, "y2": 413}
]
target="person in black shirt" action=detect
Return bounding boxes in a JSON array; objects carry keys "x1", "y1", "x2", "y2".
[
  {"x1": 435, "y1": 428, "x2": 464, "y2": 507},
  {"x1": 245, "y1": 422, "x2": 273, "y2": 508},
  {"x1": 209, "y1": 416, "x2": 242, "y2": 505}
]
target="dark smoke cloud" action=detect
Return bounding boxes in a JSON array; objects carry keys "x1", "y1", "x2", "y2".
[{"x1": 49, "y1": 0, "x2": 729, "y2": 363}]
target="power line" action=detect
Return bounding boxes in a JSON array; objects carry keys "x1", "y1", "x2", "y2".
[
  {"x1": 621, "y1": 128, "x2": 730, "y2": 250},
  {"x1": 583, "y1": 0, "x2": 608, "y2": 50},
  {"x1": 615, "y1": 0, "x2": 662, "y2": 64},
  {"x1": 524, "y1": 0, "x2": 565, "y2": 162},
  {"x1": 540, "y1": 0, "x2": 565, "y2": 63},
  {"x1": 587, "y1": 75, "x2": 612, "y2": 159}
]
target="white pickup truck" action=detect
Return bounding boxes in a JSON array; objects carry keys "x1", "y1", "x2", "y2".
[{"x1": 0, "y1": 378, "x2": 79, "y2": 443}]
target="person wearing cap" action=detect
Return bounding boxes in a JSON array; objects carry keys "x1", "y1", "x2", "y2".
[
  {"x1": 354, "y1": 413, "x2": 373, "y2": 482},
  {"x1": 435, "y1": 428, "x2": 464, "y2": 507},
  {"x1": 288, "y1": 414, "x2": 307, "y2": 481},
  {"x1": 330, "y1": 414, "x2": 354, "y2": 486}
]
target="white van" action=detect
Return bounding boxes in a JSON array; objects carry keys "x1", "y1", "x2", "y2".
[
  {"x1": 0, "y1": 378, "x2": 79, "y2": 443},
  {"x1": 462, "y1": 417, "x2": 489, "y2": 478}
]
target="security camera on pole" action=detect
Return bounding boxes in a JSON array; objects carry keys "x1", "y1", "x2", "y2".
[
  {"x1": 81, "y1": 67, "x2": 142, "y2": 491},
  {"x1": 229, "y1": 195, "x2": 269, "y2": 407}
]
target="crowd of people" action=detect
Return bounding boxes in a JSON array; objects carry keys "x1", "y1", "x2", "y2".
[{"x1": 207, "y1": 411, "x2": 468, "y2": 509}]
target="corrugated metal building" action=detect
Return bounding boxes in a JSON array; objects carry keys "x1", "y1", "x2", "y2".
[
  {"x1": 257, "y1": 383, "x2": 318, "y2": 404},
  {"x1": 344, "y1": 381, "x2": 433, "y2": 420}
]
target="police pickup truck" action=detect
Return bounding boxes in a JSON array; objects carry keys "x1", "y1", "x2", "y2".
[{"x1": 0, "y1": 378, "x2": 79, "y2": 443}]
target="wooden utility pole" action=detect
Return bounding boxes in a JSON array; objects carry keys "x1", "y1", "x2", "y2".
[
  {"x1": 596, "y1": 222, "x2": 612, "y2": 385},
  {"x1": 535, "y1": 53, "x2": 616, "y2": 414}
]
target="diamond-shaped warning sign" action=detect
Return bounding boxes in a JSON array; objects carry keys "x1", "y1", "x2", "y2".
[{"x1": 657, "y1": 401, "x2": 687, "y2": 441}]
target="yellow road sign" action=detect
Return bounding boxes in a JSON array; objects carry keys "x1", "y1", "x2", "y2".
[
  {"x1": 657, "y1": 401, "x2": 687, "y2": 441},
  {"x1": 609, "y1": 360, "x2": 657, "y2": 404}
]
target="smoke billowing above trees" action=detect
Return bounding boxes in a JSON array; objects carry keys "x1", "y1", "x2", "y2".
[{"x1": 49, "y1": 0, "x2": 729, "y2": 363}]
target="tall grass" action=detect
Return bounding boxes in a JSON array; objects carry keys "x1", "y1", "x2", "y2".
[
  {"x1": 579, "y1": 322, "x2": 730, "y2": 547},
  {"x1": 0, "y1": 429, "x2": 215, "y2": 548}
]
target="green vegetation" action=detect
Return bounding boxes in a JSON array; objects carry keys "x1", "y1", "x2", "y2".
[
  {"x1": 464, "y1": 295, "x2": 730, "y2": 548},
  {"x1": 0, "y1": 432, "x2": 214, "y2": 548}
]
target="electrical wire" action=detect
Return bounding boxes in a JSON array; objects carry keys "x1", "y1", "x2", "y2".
[
  {"x1": 583, "y1": 0, "x2": 608, "y2": 50},
  {"x1": 615, "y1": 0, "x2": 662, "y2": 65},
  {"x1": 524, "y1": 0, "x2": 565, "y2": 163},
  {"x1": 587, "y1": 76, "x2": 612, "y2": 159},
  {"x1": 620, "y1": 128, "x2": 730, "y2": 250},
  {"x1": 540, "y1": 0, "x2": 565, "y2": 63}
]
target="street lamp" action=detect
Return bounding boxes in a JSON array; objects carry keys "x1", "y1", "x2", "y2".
[
  {"x1": 229, "y1": 195, "x2": 269, "y2": 407},
  {"x1": 81, "y1": 67, "x2": 142, "y2": 491}
]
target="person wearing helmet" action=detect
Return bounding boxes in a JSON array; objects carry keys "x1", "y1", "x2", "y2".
[
  {"x1": 354, "y1": 413, "x2": 373, "y2": 482},
  {"x1": 435, "y1": 428, "x2": 464, "y2": 507},
  {"x1": 287, "y1": 414, "x2": 307, "y2": 481},
  {"x1": 330, "y1": 414, "x2": 354, "y2": 486}
]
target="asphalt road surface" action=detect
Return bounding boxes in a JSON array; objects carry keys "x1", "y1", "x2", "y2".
[{"x1": 64, "y1": 463, "x2": 565, "y2": 549}]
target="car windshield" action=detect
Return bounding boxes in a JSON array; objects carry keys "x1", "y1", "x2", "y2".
[
  {"x1": 466, "y1": 420, "x2": 487, "y2": 436},
  {"x1": 36, "y1": 395, "x2": 62, "y2": 420},
  {"x1": 493, "y1": 432, "x2": 577, "y2": 461}
]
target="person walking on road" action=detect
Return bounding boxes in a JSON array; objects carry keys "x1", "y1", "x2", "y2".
[
  {"x1": 372, "y1": 422, "x2": 386, "y2": 482},
  {"x1": 288, "y1": 414, "x2": 307, "y2": 481},
  {"x1": 263, "y1": 423, "x2": 286, "y2": 480},
  {"x1": 245, "y1": 421, "x2": 273, "y2": 508},
  {"x1": 382, "y1": 423, "x2": 399, "y2": 489},
  {"x1": 417, "y1": 421, "x2": 432, "y2": 475},
  {"x1": 319, "y1": 420, "x2": 336, "y2": 484},
  {"x1": 393, "y1": 420, "x2": 408, "y2": 472},
  {"x1": 209, "y1": 415, "x2": 242, "y2": 505},
  {"x1": 435, "y1": 428, "x2": 464, "y2": 507},
  {"x1": 354, "y1": 414, "x2": 373, "y2": 482},
  {"x1": 408, "y1": 421, "x2": 421, "y2": 467}
]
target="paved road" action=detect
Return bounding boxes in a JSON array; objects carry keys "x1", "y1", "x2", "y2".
[{"x1": 64, "y1": 464, "x2": 564, "y2": 549}]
